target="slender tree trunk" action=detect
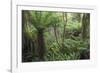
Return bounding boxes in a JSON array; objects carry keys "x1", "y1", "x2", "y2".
[
  {"x1": 53, "y1": 24, "x2": 62, "y2": 49},
  {"x1": 82, "y1": 13, "x2": 86, "y2": 40},
  {"x1": 62, "y1": 13, "x2": 67, "y2": 50},
  {"x1": 22, "y1": 11, "x2": 27, "y2": 62}
]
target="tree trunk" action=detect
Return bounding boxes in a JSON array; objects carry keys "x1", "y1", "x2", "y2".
[
  {"x1": 62, "y1": 13, "x2": 67, "y2": 50},
  {"x1": 22, "y1": 10, "x2": 35, "y2": 62},
  {"x1": 82, "y1": 13, "x2": 90, "y2": 40},
  {"x1": 37, "y1": 29, "x2": 46, "y2": 61}
]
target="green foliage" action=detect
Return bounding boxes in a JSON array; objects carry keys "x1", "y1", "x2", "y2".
[
  {"x1": 24, "y1": 24, "x2": 37, "y2": 39},
  {"x1": 67, "y1": 20, "x2": 81, "y2": 31},
  {"x1": 44, "y1": 37, "x2": 89, "y2": 61},
  {"x1": 22, "y1": 11, "x2": 90, "y2": 62},
  {"x1": 30, "y1": 11, "x2": 60, "y2": 30}
]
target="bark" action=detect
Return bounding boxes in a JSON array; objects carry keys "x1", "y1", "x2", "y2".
[
  {"x1": 37, "y1": 29, "x2": 46, "y2": 61},
  {"x1": 82, "y1": 13, "x2": 90, "y2": 40},
  {"x1": 62, "y1": 13, "x2": 67, "y2": 49},
  {"x1": 53, "y1": 24, "x2": 62, "y2": 49},
  {"x1": 22, "y1": 11, "x2": 35, "y2": 62}
]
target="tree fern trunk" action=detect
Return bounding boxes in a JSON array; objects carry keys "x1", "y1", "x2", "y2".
[{"x1": 37, "y1": 30, "x2": 46, "y2": 61}]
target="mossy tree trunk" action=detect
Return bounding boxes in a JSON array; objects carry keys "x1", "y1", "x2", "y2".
[
  {"x1": 22, "y1": 11, "x2": 35, "y2": 62},
  {"x1": 37, "y1": 29, "x2": 46, "y2": 61},
  {"x1": 82, "y1": 13, "x2": 90, "y2": 40}
]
